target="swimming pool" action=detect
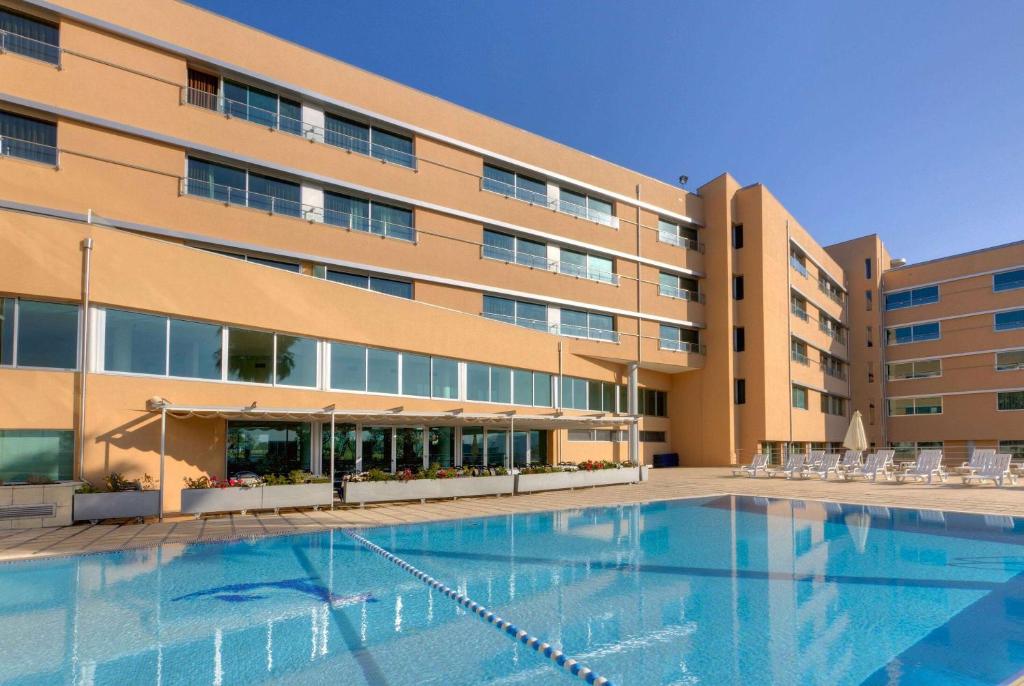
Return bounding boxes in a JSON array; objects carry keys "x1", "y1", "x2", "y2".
[{"x1": 1, "y1": 495, "x2": 1022, "y2": 685}]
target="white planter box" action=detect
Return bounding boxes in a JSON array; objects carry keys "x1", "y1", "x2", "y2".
[
  {"x1": 515, "y1": 467, "x2": 641, "y2": 494},
  {"x1": 261, "y1": 483, "x2": 333, "y2": 509},
  {"x1": 74, "y1": 490, "x2": 160, "y2": 522},
  {"x1": 181, "y1": 486, "x2": 262, "y2": 516},
  {"x1": 343, "y1": 475, "x2": 514, "y2": 505}
]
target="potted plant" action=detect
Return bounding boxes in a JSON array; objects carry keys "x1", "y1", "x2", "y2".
[
  {"x1": 73, "y1": 473, "x2": 161, "y2": 523},
  {"x1": 261, "y1": 470, "x2": 333, "y2": 511},
  {"x1": 342, "y1": 465, "x2": 515, "y2": 505},
  {"x1": 515, "y1": 461, "x2": 641, "y2": 494}
]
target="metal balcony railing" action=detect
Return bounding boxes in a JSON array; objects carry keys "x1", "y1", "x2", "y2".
[
  {"x1": 0, "y1": 29, "x2": 60, "y2": 66},
  {"x1": 657, "y1": 230, "x2": 703, "y2": 253},
  {"x1": 480, "y1": 244, "x2": 619, "y2": 285},
  {"x1": 819, "y1": 321, "x2": 847, "y2": 344},
  {"x1": 790, "y1": 256, "x2": 809, "y2": 278},
  {"x1": 182, "y1": 87, "x2": 417, "y2": 169},
  {"x1": 791, "y1": 351, "x2": 811, "y2": 366},
  {"x1": 659, "y1": 339, "x2": 704, "y2": 354},
  {"x1": 480, "y1": 177, "x2": 619, "y2": 228},
  {"x1": 818, "y1": 281, "x2": 845, "y2": 305},
  {"x1": 821, "y1": 363, "x2": 847, "y2": 380},
  {"x1": 790, "y1": 304, "x2": 809, "y2": 321},
  {"x1": 0, "y1": 136, "x2": 58, "y2": 166},
  {"x1": 557, "y1": 322, "x2": 619, "y2": 343},
  {"x1": 659, "y1": 283, "x2": 703, "y2": 303},
  {"x1": 182, "y1": 178, "x2": 416, "y2": 242},
  {"x1": 482, "y1": 312, "x2": 552, "y2": 333}
]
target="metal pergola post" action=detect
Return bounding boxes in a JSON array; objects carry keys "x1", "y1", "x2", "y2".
[
  {"x1": 329, "y1": 412, "x2": 336, "y2": 510},
  {"x1": 158, "y1": 407, "x2": 166, "y2": 522}
]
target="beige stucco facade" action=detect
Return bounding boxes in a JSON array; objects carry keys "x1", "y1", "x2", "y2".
[{"x1": 0, "y1": 0, "x2": 1021, "y2": 514}]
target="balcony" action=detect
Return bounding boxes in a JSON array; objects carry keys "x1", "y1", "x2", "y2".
[
  {"x1": 481, "y1": 244, "x2": 619, "y2": 285},
  {"x1": 818, "y1": 281, "x2": 845, "y2": 306},
  {"x1": 480, "y1": 177, "x2": 619, "y2": 228},
  {"x1": 819, "y1": 321, "x2": 847, "y2": 344},
  {"x1": 790, "y1": 256, "x2": 809, "y2": 278},
  {"x1": 557, "y1": 322, "x2": 619, "y2": 343},
  {"x1": 659, "y1": 283, "x2": 703, "y2": 303},
  {"x1": 1, "y1": 29, "x2": 60, "y2": 66},
  {"x1": 657, "y1": 230, "x2": 703, "y2": 253},
  {"x1": 0, "y1": 135, "x2": 58, "y2": 166},
  {"x1": 821, "y1": 363, "x2": 847, "y2": 381},
  {"x1": 791, "y1": 350, "x2": 811, "y2": 366},
  {"x1": 182, "y1": 178, "x2": 416, "y2": 242},
  {"x1": 182, "y1": 87, "x2": 417, "y2": 169},
  {"x1": 790, "y1": 304, "x2": 809, "y2": 321},
  {"x1": 659, "y1": 339, "x2": 704, "y2": 354},
  {"x1": 482, "y1": 311, "x2": 551, "y2": 333}
]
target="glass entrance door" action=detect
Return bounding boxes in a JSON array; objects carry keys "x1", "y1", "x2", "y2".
[
  {"x1": 395, "y1": 427, "x2": 424, "y2": 473},
  {"x1": 361, "y1": 427, "x2": 391, "y2": 472},
  {"x1": 321, "y1": 423, "x2": 357, "y2": 484}
]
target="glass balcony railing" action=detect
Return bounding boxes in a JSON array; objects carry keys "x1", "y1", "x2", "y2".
[
  {"x1": 659, "y1": 339, "x2": 704, "y2": 354},
  {"x1": 659, "y1": 283, "x2": 702, "y2": 303},
  {"x1": 818, "y1": 281, "x2": 845, "y2": 305},
  {"x1": 482, "y1": 312, "x2": 552, "y2": 333},
  {"x1": 821, "y1": 363, "x2": 847, "y2": 380},
  {"x1": 790, "y1": 256, "x2": 809, "y2": 278},
  {"x1": 790, "y1": 304, "x2": 809, "y2": 321},
  {"x1": 819, "y1": 321, "x2": 847, "y2": 344},
  {"x1": 182, "y1": 179, "x2": 416, "y2": 242},
  {"x1": 791, "y1": 351, "x2": 811, "y2": 366},
  {"x1": 182, "y1": 88, "x2": 416, "y2": 169},
  {"x1": 0, "y1": 29, "x2": 61, "y2": 66},
  {"x1": 657, "y1": 230, "x2": 702, "y2": 252},
  {"x1": 480, "y1": 245, "x2": 619, "y2": 285},
  {"x1": 0, "y1": 136, "x2": 58, "y2": 166},
  {"x1": 480, "y1": 177, "x2": 619, "y2": 228},
  {"x1": 556, "y1": 323, "x2": 619, "y2": 343}
]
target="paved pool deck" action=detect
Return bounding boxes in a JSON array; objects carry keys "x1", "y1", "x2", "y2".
[{"x1": 1, "y1": 466, "x2": 1022, "y2": 562}]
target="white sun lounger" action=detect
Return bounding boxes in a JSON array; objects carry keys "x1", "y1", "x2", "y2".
[
  {"x1": 767, "y1": 453, "x2": 806, "y2": 479},
  {"x1": 844, "y1": 451, "x2": 894, "y2": 482},
  {"x1": 836, "y1": 450, "x2": 863, "y2": 476},
  {"x1": 958, "y1": 449, "x2": 995, "y2": 476},
  {"x1": 962, "y1": 453, "x2": 1015, "y2": 487},
  {"x1": 897, "y1": 450, "x2": 946, "y2": 484},
  {"x1": 805, "y1": 450, "x2": 826, "y2": 471},
  {"x1": 799, "y1": 453, "x2": 841, "y2": 480},
  {"x1": 732, "y1": 453, "x2": 769, "y2": 477}
]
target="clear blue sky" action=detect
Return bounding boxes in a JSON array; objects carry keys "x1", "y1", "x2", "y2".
[{"x1": 189, "y1": 0, "x2": 1023, "y2": 263}]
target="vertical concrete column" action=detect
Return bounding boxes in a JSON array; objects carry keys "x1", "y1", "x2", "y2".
[
  {"x1": 547, "y1": 307, "x2": 561, "y2": 335},
  {"x1": 302, "y1": 104, "x2": 325, "y2": 143},
  {"x1": 546, "y1": 244, "x2": 560, "y2": 272},
  {"x1": 546, "y1": 182, "x2": 559, "y2": 210},
  {"x1": 301, "y1": 184, "x2": 324, "y2": 223},
  {"x1": 628, "y1": 362, "x2": 639, "y2": 466}
]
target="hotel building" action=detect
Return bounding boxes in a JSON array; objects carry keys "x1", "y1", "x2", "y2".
[{"x1": 0, "y1": 0, "x2": 1021, "y2": 514}]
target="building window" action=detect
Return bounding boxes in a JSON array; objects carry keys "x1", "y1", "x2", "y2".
[
  {"x1": 732, "y1": 224, "x2": 744, "y2": 249},
  {"x1": 734, "y1": 327, "x2": 745, "y2": 352},
  {"x1": 887, "y1": 396, "x2": 943, "y2": 416},
  {"x1": 186, "y1": 68, "x2": 219, "y2": 110},
  {"x1": 323, "y1": 191, "x2": 415, "y2": 242},
  {"x1": 561, "y1": 250, "x2": 616, "y2": 284},
  {"x1": 819, "y1": 314, "x2": 846, "y2": 343},
  {"x1": 0, "y1": 298, "x2": 78, "y2": 369},
  {"x1": 185, "y1": 157, "x2": 301, "y2": 217},
  {"x1": 886, "y1": 322, "x2": 940, "y2": 345},
  {"x1": 659, "y1": 219, "x2": 699, "y2": 250},
  {"x1": 819, "y1": 278, "x2": 844, "y2": 305},
  {"x1": 997, "y1": 391, "x2": 1024, "y2": 411},
  {"x1": 222, "y1": 79, "x2": 302, "y2": 135},
  {"x1": 329, "y1": 342, "x2": 366, "y2": 391},
  {"x1": 658, "y1": 272, "x2": 699, "y2": 301},
  {"x1": 0, "y1": 430, "x2": 73, "y2": 483},
  {"x1": 996, "y1": 350, "x2": 1024, "y2": 371},
  {"x1": 792, "y1": 385, "x2": 808, "y2": 410},
  {"x1": 483, "y1": 229, "x2": 548, "y2": 269},
  {"x1": 735, "y1": 379, "x2": 746, "y2": 405},
  {"x1": 325, "y1": 113, "x2": 415, "y2": 168},
  {"x1": 558, "y1": 188, "x2": 614, "y2": 225},
  {"x1": 559, "y1": 309, "x2": 617, "y2": 342},
  {"x1": 366, "y1": 348, "x2": 399, "y2": 394},
  {"x1": 324, "y1": 269, "x2": 413, "y2": 299},
  {"x1": 1000, "y1": 440, "x2": 1024, "y2": 459},
  {"x1": 791, "y1": 338, "x2": 809, "y2": 366},
  {"x1": 0, "y1": 8, "x2": 59, "y2": 64},
  {"x1": 639, "y1": 431, "x2": 667, "y2": 443},
  {"x1": 103, "y1": 309, "x2": 167, "y2": 376},
  {"x1": 659, "y1": 324, "x2": 699, "y2": 353},
  {"x1": 432, "y1": 358, "x2": 459, "y2": 399},
  {"x1": 865, "y1": 258, "x2": 872, "y2": 280},
  {"x1": 866, "y1": 326, "x2": 874, "y2": 347},
  {"x1": 0, "y1": 109, "x2": 57, "y2": 165},
  {"x1": 638, "y1": 388, "x2": 668, "y2": 417},
  {"x1": 226, "y1": 422, "x2": 310, "y2": 477},
  {"x1": 995, "y1": 310, "x2": 1024, "y2": 332},
  {"x1": 733, "y1": 275, "x2": 745, "y2": 300},
  {"x1": 865, "y1": 290, "x2": 873, "y2": 311},
  {"x1": 994, "y1": 268, "x2": 1024, "y2": 293},
  {"x1": 482, "y1": 164, "x2": 548, "y2": 205},
  {"x1": 483, "y1": 295, "x2": 548, "y2": 332},
  {"x1": 790, "y1": 251, "x2": 809, "y2": 278},
  {"x1": 820, "y1": 394, "x2": 846, "y2": 416},
  {"x1": 568, "y1": 430, "x2": 626, "y2": 443},
  {"x1": 884, "y1": 286, "x2": 939, "y2": 310},
  {"x1": 886, "y1": 359, "x2": 941, "y2": 380}
]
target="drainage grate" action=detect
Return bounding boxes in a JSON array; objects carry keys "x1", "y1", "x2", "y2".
[{"x1": 0, "y1": 504, "x2": 57, "y2": 520}]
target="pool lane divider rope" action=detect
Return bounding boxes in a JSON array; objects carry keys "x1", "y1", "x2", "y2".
[{"x1": 341, "y1": 529, "x2": 614, "y2": 686}]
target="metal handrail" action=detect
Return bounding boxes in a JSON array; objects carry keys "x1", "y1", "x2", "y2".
[
  {"x1": 659, "y1": 283, "x2": 702, "y2": 302},
  {"x1": 481, "y1": 312, "x2": 552, "y2": 333},
  {"x1": 820, "y1": 362, "x2": 846, "y2": 380},
  {"x1": 790, "y1": 256, "x2": 809, "y2": 278},
  {"x1": 0, "y1": 29, "x2": 61, "y2": 66},
  {"x1": 0, "y1": 135, "x2": 58, "y2": 165},
  {"x1": 657, "y1": 230, "x2": 703, "y2": 253},
  {"x1": 479, "y1": 244, "x2": 619, "y2": 285},
  {"x1": 659, "y1": 339, "x2": 704, "y2": 354},
  {"x1": 819, "y1": 321, "x2": 846, "y2": 343},
  {"x1": 182, "y1": 87, "x2": 417, "y2": 169},
  {"x1": 480, "y1": 176, "x2": 619, "y2": 228},
  {"x1": 791, "y1": 351, "x2": 811, "y2": 366},
  {"x1": 182, "y1": 178, "x2": 416, "y2": 242},
  {"x1": 790, "y1": 304, "x2": 809, "y2": 321},
  {"x1": 556, "y1": 323, "x2": 619, "y2": 343}
]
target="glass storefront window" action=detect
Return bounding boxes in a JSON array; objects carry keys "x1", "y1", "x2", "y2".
[
  {"x1": 534, "y1": 373, "x2": 552, "y2": 407},
  {"x1": 513, "y1": 370, "x2": 533, "y2": 405},
  {"x1": 462, "y1": 427, "x2": 484, "y2": 467},
  {"x1": 486, "y1": 430, "x2": 508, "y2": 468},
  {"x1": 490, "y1": 367, "x2": 511, "y2": 403},
  {"x1": 428, "y1": 427, "x2": 455, "y2": 468},
  {"x1": 361, "y1": 427, "x2": 391, "y2": 472},
  {"x1": 276, "y1": 334, "x2": 317, "y2": 387},
  {"x1": 0, "y1": 429, "x2": 73, "y2": 482},
  {"x1": 321, "y1": 422, "x2": 357, "y2": 480},
  {"x1": 467, "y1": 364, "x2": 489, "y2": 402},
  {"x1": 227, "y1": 328, "x2": 274, "y2": 384},
  {"x1": 330, "y1": 343, "x2": 366, "y2": 391},
  {"x1": 395, "y1": 427, "x2": 424, "y2": 472},
  {"x1": 367, "y1": 349, "x2": 399, "y2": 394},
  {"x1": 226, "y1": 422, "x2": 310, "y2": 477},
  {"x1": 402, "y1": 353, "x2": 430, "y2": 397},
  {"x1": 431, "y1": 358, "x2": 458, "y2": 399},
  {"x1": 104, "y1": 309, "x2": 166, "y2": 375}
]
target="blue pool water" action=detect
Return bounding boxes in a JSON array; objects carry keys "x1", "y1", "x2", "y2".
[{"x1": 1, "y1": 496, "x2": 1023, "y2": 685}]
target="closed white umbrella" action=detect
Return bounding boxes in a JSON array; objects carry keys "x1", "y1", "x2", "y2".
[{"x1": 843, "y1": 410, "x2": 868, "y2": 452}]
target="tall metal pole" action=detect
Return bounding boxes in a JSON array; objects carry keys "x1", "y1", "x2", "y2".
[
  {"x1": 159, "y1": 407, "x2": 166, "y2": 521},
  {"x1": 77, "y1": 236, "x2": 93, "y2": 481},
  {"x1": 329, "y1": 413, "x2": 336, "y2": 510}
]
